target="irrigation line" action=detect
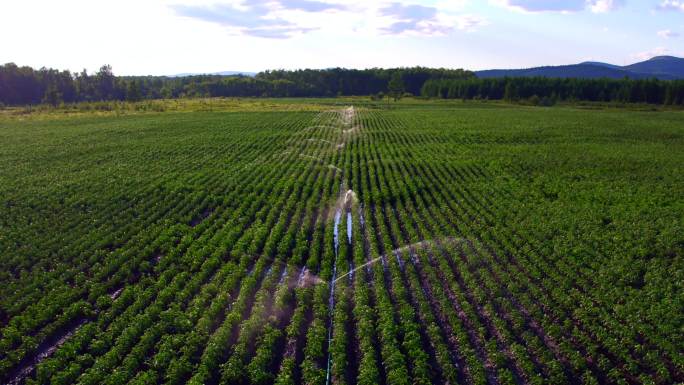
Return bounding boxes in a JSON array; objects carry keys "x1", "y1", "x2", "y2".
[{"x1": 324, "y1": 106, "x2": 356, "y2": 385}]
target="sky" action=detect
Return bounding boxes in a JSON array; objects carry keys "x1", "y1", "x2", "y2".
[{"x1": 1, "y1": 0, "x2": 683, "y2": 75}]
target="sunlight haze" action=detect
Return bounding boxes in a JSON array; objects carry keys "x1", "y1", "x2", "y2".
[{"x1": 1, "y1": 0, "x2": 683, "y2": 75}]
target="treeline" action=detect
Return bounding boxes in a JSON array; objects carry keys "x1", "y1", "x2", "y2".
[
  {"x1": 5, "y1": 62, "x2": 684, "y2": 106},
  {"x1": 181, "y1": 68, "x2": 474, "y2": 98},
  {"x1": 0, "y1": 64, "x2": 148, "y2": 106},
  {"x1": 421, "y1": 77, "x2": 684, "y2": 105},
  {"x1": 254, "y1": 67, "x2": 472, "y2": 96},
  {"x1": 0, "y1": 63, "x2": 473, "y2": 106}
]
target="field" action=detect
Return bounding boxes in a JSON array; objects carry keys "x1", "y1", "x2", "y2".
[{"x1": 0, "y1": 99, "x2": 682, "y2": 385}]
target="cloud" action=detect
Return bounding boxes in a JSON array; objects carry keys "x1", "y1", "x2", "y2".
[
  {"x1": 172, "y1": 0, "x2": 486, "y2": 39},
  {"x1": 380, "y1": 3, "x2": 438, "y2": 21},
  {"x1": 243, "y1": 26, "x2": 319, "y2": 38},
  {"x1": 379, "y1": 3, "x2": 444, "y2": 35},
  {"x1": 493, "y1": 0, "x2": 624, "y2": 13},
  {"x1": 658, "y1": 0, "x2": 684, "y2": 11},
  {"x1": 275, "y1": 0, "x2": 346, "y2": 12},
  {"x1": 587, "y1": 0, "x2": 624, "y2": 13},
  {"x1": 378, "y1": 2, "x2": 486, "y2": 35},
  {"x1": 658, "y1": 29, "x2": 680, "y2": 38},
  {"x1": 632, "y1": 46, "x2": 670, "y2": 61},
  {"x1": 456, "y1": 15, "x2": 488, "y2": 31},
  {"x1": 171, "y1": 0, "x2": 344, "y2": 38},
  {"x1": 493, "y1": 0, "x2": 585, "y2": 13}
]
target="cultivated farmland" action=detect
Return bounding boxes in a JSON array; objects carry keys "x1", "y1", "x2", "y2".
[{"x1": 0, "y1": 100, "x2": 682, "y2": 385}]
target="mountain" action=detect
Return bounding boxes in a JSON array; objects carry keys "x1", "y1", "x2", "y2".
[
  {"x1": 623, "y1": 56, "x2": 684, "y2": 79},
  {"x1": 170, "y1": 71, "x2": 256, "y2": 77},
  {"x1": 578, "y1": 61, "x2": 621, "y2": 69},
  {"x1": 476, "y1": 64, "x2": 651, "y2": 79},
  {"x1": 476, "y1": 56, "x2": 683, "y2": 80}
]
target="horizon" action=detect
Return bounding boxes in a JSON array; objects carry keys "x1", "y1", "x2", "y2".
[
  {"x1": 2, "y1": 54, "x2": 681, "y2": 78},
  {"x1": 1, "y1": 0, "x2": 684, "y2": 76},
  {"x1": 174, "y1": 54, "x2": 680, "y2": 76}
]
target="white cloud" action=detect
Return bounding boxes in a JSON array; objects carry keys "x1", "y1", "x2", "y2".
[
  {"x1": 632, "y1": 46, "x2": 670, "y2": 61},
  {"x1": 492, "y1": 0, "x2": 624, "y2": 13},
  {"x1": 171, "y1": 0, "x2": 346, "y2": 38},
  {"x1": 171, "y1": 1, "x2": 487, "y2": 38},
  {"x1": 587, "y1": 0, "x2": 624, "y2": 13},
  {"x1": 455, "y1": 14, "x2": 488, "y2": 31},
  {"x1": 659, "y1": 0, "x2": 684, "y2": 11},
  {"x1": 658, "y1": 29, "x2": 680, "y2": 38},
  {"x1": 489, "y1": 0, "x2": 583, "y2": 13},
  {"x1": 434, "y1": 0, "x2": 469, "y2": 13}
]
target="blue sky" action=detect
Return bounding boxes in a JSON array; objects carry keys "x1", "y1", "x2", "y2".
[{"x1": 0, "y1": 0, "x2": 683, "y2": 75}]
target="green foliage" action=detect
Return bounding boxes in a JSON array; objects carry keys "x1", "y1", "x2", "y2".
[
  {"x1": 42, "y1": 84, "x2": 63, "y2": 107},
  {"x1": 0, "y1": 64, "x2": 473, "y2": 106},
  {"x1": 0, "y1": 100, "x2": 681, "y2": 385},
  {"x1": 126, "y1": 81, "x2": 142, "y2": 102},
  {"x1": 388, "y1": 72, "x2": 405, "y2": 101},
  {"x1": 422, "y1": 76, "x2": 684, "y2": 105}
]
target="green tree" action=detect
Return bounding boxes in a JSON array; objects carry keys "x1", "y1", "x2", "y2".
[
  {"x1": 96, "y1": 64, "x2": 115, "y2": 100},
  {"x1": 42, "y1": 84, "x2": 62, "y2": 106},
  {"x1": 664, "y1": 85, "x2": 674, "y2": 105},
  {"x1": 504, "y1": 81, "x2": 518, "y2": 101},
  {"x1": 388, "y1": 72, "x2": 405, "y2": 101},
  {"x1": 126, "y1": 81, "x2": 142, "y2": 102}
]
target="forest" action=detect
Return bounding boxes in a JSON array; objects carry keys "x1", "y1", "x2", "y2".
[
  {"x1": 421, "y1": 77, "x2": 684, "y2": 105},
  {"x1": 0, "y1": 64, "x2": 471, "y2": 105},
  {"x1": 3, "y1": 62, "x2": 684, "y2": 106}
]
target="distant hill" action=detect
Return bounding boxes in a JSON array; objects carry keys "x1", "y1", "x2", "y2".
[
  {"x1": 578, "y1": 61, "x2": 622, "y2": 69},
  {"x1": 476, "y1": 56, "x2": 683, "y2": 80},
  {"x1": 170, "y1": 71, "x2": 256, "y2": 77},
  {"x1": 623, "y1": 56, "x2": 684, "y2": 79}
]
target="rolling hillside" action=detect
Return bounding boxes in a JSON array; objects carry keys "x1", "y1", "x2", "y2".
[{"x1": 476, "y1": 56, "x2": 684, "y2": 80}]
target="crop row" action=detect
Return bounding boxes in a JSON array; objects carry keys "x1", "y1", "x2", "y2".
[{"x1": 1, "y1": 105, "x2": 681, "y2": 385}]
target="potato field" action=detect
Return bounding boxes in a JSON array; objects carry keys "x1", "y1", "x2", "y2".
[{"x1": 0, "y1": 100, "x2": 682, "y2": 385}]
